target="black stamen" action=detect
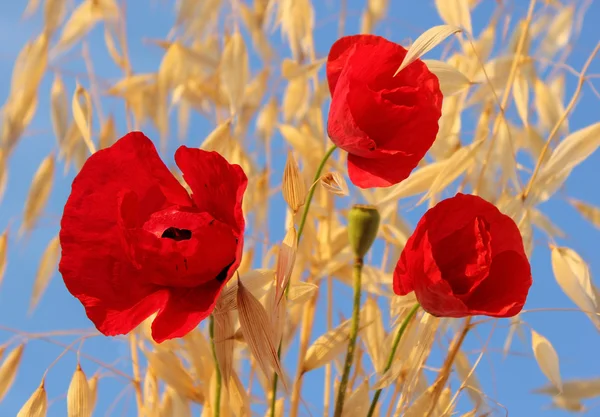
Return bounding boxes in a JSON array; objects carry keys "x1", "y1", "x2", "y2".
[
  {"x1": 161, "y1": 227, "x2": 192, "y2": 241},
  {"x1": 216, "y1": 261, "x2": 235, "y2": 282}
]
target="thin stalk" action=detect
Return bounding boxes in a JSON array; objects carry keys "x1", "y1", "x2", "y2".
[
  {"x1": 209, "y1": 315, "x2": 222, "y2": 417},
  {"x1": 296, "y1": 145, "x2": 337, "y2": 242},
  {"x1": 128, "y1": 333, "x2": 143, "y2": 417},
  {"x1": 323, "y1": 275, "x2": 333, "y2": 416},
  {"x1": 425, "y1": 316, "x2": 473, "y2": 417},
  {"x1": 333, "y1": 259, "x2": 364, "y2": 417},
  {"x1": 269, "y1": 145, "x2": 337, "y2": 417},
  {"x1": 366, "y1": 303, "x2": 420, "y2": 417}
]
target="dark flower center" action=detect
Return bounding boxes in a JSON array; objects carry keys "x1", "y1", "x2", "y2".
[
  {"x1": 216, "y1": 260, "x2": 235, "y2": 282},
  {"x1": 161, "y1": 227, "x2": 192, "y2": 241}
]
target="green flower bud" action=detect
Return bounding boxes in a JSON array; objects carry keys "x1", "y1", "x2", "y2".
[{"x1": 347, "y1": 205, "x2": 380, "y2": 260}]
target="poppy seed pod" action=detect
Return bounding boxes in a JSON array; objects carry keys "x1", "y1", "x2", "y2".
[{"x1": 348, "y1": 205, "x2": 380, "y2": 260}]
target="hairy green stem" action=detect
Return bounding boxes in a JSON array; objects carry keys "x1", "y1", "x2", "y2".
[
  {"x1": 209, "y1": 315, "x2": 222, "y2": 417},
  {"x1": 366, "y1": 303, "x2": 420, "y2": 417},
  {"x1": 333, "y1": 259, "x2": 364, "y2": 417},
  {"x1": 269, "y1": 144, "x2": 337, "y2": 417}
]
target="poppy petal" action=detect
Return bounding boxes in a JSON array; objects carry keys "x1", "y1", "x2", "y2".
[
  {"x1": 327, "y1": 34, "x2": 410, "y2": 95},
  {"x1": 415, "y1": 233, "x2": 469, "y2": 317},
  {"x1": 464, "y1": 251, "x2": 532, "y2": 317},
  {"x1": 60, "y1": 132, "x2": 193, "y2": 336},
  {"x1": 327, "y1": 35, "x2": 376, "y2": 95},
  {"x1": 347, "y1": 153, "x2": 420, "y2": 188},
  {"x1": 392, "y1": 250, "x2": 413, "y2": 295},
  {"x1": 60, "y1": 248, "x2": 169, "y2": 335},
  {"x1": 327, "y1": 76, "x2": 377, "y2": 158},
  {"x1": 151, "y1": 280, "x2": 223, "y2": 343},
  {"x1": 175, "y1": 147, "x2": 247, "y2": 233}
]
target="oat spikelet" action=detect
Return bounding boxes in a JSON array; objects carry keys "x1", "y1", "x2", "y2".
[
  {"x1": 0, "y1": 344, "x2": 25, "y2": 402},
  {"x1": 17, "y1": 379, "x2": 47, "y2": 417},
  {"x1": 50, "y1": 73, "x2": 68, "y2": 144},
  {"x1": 144, "y1": 348, "x2": 203, "y2": 403},
  {"x1": 274, "y1": 226, "x2": 297, "y2": 307},
  {"x1": 20, "y1": 154, "x2": 54, "y2": 235},
  {"x1": 144, "y1": 367, "x2": 160, "y2": 417},
  {"x1": 395, "y1": 25, "x2": 462, "y2": 75},
  {"x1": 320, "y1": 172, "x2": 349, "y2": 197},
  {"x1": 99, "y1": 114, "x2": 116, "y2": 150},
  {"x1": 532, "y1": 330, "x2": 562, "y2": 392},
  {"x1": 30, "y1": 235, "x2": 60, "y2": 313},
  {"x1": 213, "y1": 306, "x2": 235, "y2": 384},
  {"x1": 71, "y1": 83, "x2": 95, "y2": 154},
  {"x1": 237, "y1": 278, "x2": 286, "y2": 387},
  {"x1": 282, "y1": 151, "x2": 306, "y2": 212},
  {"x1": 67, "y1": 364, "x2": 91, "y2": 417},
  {"x1": 87, "y1": 375, "x2": 98, "y2": 413}
]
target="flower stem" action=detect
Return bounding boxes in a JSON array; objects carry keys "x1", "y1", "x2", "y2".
[
  {"x1": 209, "y1": 315, "x2": 222, "y2": 417},
  {"x1": 269, "y1": 144, "x2": 337, "y2": 417},
  {"x1": 366, "y1": 303, "x2": 420, "y2": 417},
  {"x1": 296, "y1": 145, "x2": 337, "y2": 244},
  {"x1": 268, "y1": 343, "x2": 282, "y2": 416},
  {"x1": 333, "y1": 258, "x2": 364, "y2": 417}
]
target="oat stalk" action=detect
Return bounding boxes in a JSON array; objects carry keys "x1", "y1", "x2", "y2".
[{"x1": 269, "y1": 144, "x2": 337, "y2": 417}]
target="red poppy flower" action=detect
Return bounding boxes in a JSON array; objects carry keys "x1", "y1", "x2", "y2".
[
  {"x1": 326, "y1": 35, "x2": 443, "y2": 188},
  {"x1": 59, "y1": 132, "x2": 247, "y2": 342},
  {"x1": 393, "y1": 194, "x2": 532, "y2": 318}
]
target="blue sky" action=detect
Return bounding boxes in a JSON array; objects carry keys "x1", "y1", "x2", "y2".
[{"x1": 1, "y1": 0, "x2": 600, "y2": 416}]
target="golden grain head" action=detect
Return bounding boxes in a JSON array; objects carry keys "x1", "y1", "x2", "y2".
[{"x1": 2, "y1": 1, "x2": 599, "y2": 415}]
